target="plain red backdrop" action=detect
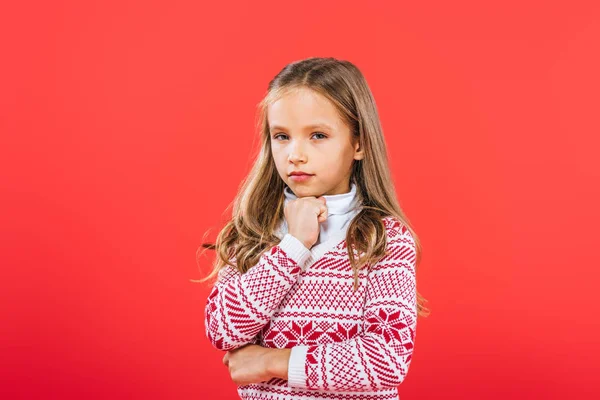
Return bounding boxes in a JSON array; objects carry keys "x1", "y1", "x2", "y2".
[{"x1": 1, "y1": 1, "x2": 599, "y2": 399}]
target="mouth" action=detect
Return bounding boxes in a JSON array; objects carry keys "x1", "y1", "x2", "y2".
[{"x1": 288, "y1": 173, "x2": 314, "y2": 182}]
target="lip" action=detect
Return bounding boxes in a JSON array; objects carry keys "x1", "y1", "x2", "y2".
[
  {"x1": 289, "y1": 172, "x2": 314, "y2": 182},
  {"x1": 289, "y1": 172, "x2": 313, "y2": 176}
]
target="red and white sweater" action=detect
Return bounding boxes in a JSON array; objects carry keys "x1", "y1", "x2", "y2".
[{"x1": 204, "y1": 216, "x2": 418, "y2": 400}]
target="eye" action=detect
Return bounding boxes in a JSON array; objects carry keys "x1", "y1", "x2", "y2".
[{"x1": 272, "y1": 132, "x2": 326, "y2": 141}]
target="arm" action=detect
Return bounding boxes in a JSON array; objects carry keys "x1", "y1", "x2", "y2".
[
  {"x1": 287, "y1": 221, "x2": 418, "y2": 391},
  {"x1": 204, "y1": 233, "x2": 311, "y2": 351}
]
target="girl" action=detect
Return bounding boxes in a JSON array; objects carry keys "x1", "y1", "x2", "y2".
[{"x1": 198, "y1": 57, "x2": 430, "y2": 400}]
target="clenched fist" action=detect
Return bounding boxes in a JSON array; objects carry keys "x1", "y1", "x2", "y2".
[{"x1": 284, "y1": 196, "x2": 328, "y2": 249}]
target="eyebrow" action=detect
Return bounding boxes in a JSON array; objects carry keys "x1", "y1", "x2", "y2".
[{"x1": 269, "y1": 123, "x2": 334, "y2": 132}]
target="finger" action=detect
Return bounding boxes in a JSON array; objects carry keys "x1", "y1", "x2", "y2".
[{"x1": 317, "y1": 204, "x2": 328, "y2": 222}]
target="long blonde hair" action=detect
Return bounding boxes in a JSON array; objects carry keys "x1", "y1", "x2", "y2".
[{"x1": 195, "y1": 57, "x2": 430, "y2": 317}]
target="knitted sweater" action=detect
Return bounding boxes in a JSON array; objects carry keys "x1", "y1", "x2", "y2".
[{"x1": 204, "y1": 216, "x2": 418, "y2": 400}]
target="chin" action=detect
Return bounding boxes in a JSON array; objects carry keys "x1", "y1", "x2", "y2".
[{"x1": 289, "y1": 186, "x2": 317, "y2": 198}]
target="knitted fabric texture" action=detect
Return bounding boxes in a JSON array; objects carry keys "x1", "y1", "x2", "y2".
[{"x1": 204, "y1": 216, "x2": 418, "y2": 400}]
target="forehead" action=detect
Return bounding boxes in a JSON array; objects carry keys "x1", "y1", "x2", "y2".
[{"x1": 267, "y1": 87, "x2": 343, "y2": 130}]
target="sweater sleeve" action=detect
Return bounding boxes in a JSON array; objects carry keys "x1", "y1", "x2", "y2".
[
  {"x1": 204, "y1": 233, "x2": 311, "y2": 351},
  {"x1": 287, "y1": 221, "x2": 418, "y2": 391}
]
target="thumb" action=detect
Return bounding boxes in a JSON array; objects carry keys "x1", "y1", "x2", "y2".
[{"x1": 317, "y1": 203, "x2": 328, "y2": 223}]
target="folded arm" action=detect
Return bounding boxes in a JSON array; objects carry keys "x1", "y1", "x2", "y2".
[{"x1": 204, "y1": 234, "x2": 311, "y2": 351}]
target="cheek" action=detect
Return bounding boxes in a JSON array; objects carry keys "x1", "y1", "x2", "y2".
[
  {"x1": 272, "y1": 150, "x2": 287, "y2": 174},
  {"x1": 325, "y1": 148, "x2": 352, "y2": 166},
  {"x1": 274, "y1": 150, "x2": 284, "y2": 165},
  {"x1": 317, "y1": 154, "x2": 343, "y2": 177},
  {"x1": 270, "y1": 146, "x2": 280, "y2": 162},
  {"x1": 325, "y1": 149, "x2": 354, "y2": 174}
]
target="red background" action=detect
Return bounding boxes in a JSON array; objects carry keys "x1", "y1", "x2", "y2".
[{"x1": 1, "y1": 1, "x2": 599, "y2": 398}]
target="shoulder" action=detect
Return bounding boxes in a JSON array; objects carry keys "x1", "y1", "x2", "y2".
[
  {"x1": 364, "y1": 216, "x2": 417, "y2": 274},
  {"x1": 381, "y1": 215, "x2": 416, "y2": 249}
]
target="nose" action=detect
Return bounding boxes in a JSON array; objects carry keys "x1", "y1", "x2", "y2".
[{"x1": 288, "y1": 141, "x2": 307, "y2": 164}]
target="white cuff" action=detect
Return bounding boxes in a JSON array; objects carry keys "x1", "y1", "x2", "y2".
[
  {"x1": 278, "y1": 234, "x2": 311, "y2": 268},
  {"x1": 287, "y1": 345, "x2": 309, "y2": 389}
]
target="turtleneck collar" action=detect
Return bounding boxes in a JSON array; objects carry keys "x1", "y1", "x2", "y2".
[{"x1": 283, "y1": 182, "x2": 360, "y2": 216}]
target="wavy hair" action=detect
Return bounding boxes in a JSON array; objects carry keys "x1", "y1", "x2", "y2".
[{"x1": 194, "y1": 57, "x2": 430, "y2": 317}]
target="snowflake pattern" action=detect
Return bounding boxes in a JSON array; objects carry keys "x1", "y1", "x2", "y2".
[{"x1": 205, "y1": 216, "x2": 418, "y2": 399}]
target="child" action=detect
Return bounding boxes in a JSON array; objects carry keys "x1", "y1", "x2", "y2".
[{"x1": 198, "y1": 57, "x2": 430, "y2": 399}]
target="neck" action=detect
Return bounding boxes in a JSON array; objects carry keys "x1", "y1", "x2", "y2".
[{"x1": 284, "y1": 182, "x2": 359, "y2": 216}]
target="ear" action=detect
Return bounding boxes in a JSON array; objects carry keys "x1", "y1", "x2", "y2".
[{"x1": 353, "y1": 139, "x2": 365, "y2": 160}]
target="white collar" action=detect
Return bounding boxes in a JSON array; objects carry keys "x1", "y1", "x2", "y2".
[{"x1": 283, "y1": 182, "x2": 360, "y2": 216}]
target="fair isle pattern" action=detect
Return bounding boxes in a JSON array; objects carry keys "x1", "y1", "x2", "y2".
[
  {"x1": 205, "y1": 245, "x2": 302, "y2": 351},
  {"x1": 304, "y1": 222, "x2": 417, "y2": 392},
  {"x1": 205, "y1": 216, "x2": 418, "y2": 400}
]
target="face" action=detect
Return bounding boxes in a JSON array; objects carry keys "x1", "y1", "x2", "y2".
[{"x1": 268, "y1": 87, "x2": 364, "y2": 198}]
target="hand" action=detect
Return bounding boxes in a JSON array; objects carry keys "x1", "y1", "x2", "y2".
[
  {"x1": 222, "y1": 344, "x2": 291, "y2": 385},
  {"x1": 284, "y1": 196, "x2": 328, "y2": 249}
]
